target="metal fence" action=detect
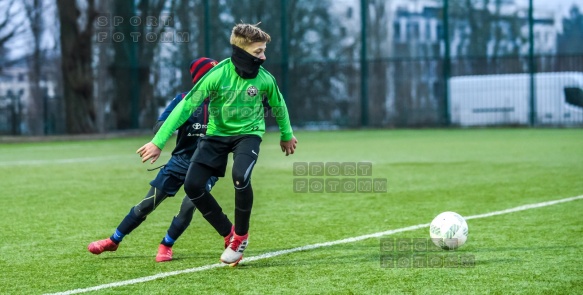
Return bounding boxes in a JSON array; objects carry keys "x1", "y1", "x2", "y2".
[
  {"x1": 1, "y1": 0, "x2": 583, "y2": 135},
  {"x1": 0, "y1": 89, "x2": 64, "y2": 136},
  {"x1": 0, "y1": 92, "x2": 23, "y2": 135}
]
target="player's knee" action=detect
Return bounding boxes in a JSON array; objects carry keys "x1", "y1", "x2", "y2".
[
  {"x1": 232, "y1": 173, "x2": 250, "y2": 190},
  {"x1": 232, "y1": 156, "x2": 255, "y2": 190},
  {"x1": 131, "y1": 205, "x2": 151, "y2": 219},
  {"x1": 134, "y1": 187, "x2": 169, "y2": 217},
  {"x1": 184, "y1": 178, "x2": 208, "y2": 199}
]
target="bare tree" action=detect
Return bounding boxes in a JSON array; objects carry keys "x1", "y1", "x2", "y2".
[
  {"x1": 109, "y1": 0, "x2": 174, "y2": 130},
  {"x1": 449, "y1": 0, "x2": 526, "y2": 73},
  {"x1": 172, "y1": 0, "x2": 205, "y2": 89},
  {"x1": 56, "y1": 0, "x2": 98, "y2": 134},
  {"x1": 22, "y1": 0, "x2": 45, "y2": 135},
  {"x1": 367, "y1": 0, "x2": 392, "y2": 126},
  {"x1": 558, "y1": 5, "x2": 583, "y2": 55},
  {"x1": 93, "y1": 0, "x2": 114, "y2": 133},
  {"x1": 0, "y1": 0, "x2": 28, "y2": 69}
]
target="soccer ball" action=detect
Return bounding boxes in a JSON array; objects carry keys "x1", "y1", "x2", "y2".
[{"x1": 429, "y1": 211, "x2": 468, "y2": 250}]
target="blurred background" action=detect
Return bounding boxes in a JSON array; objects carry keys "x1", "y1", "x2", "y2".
[{"x1": 0, "y1": 0, "x2": 582, "y2": 135}]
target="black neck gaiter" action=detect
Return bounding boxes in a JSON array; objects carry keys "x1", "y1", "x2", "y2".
[{"x1": 231, "y1": 45, "x2": 265, "y2": 79}]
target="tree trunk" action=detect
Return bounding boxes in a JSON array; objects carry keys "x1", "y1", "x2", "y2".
[
  {"x1": 57, "y1": 0, "x2": 97, "y2": 134},
  {"x1": 24, "y1": 0, "x2": 43, "y2": 135},
  {"x1": 110, "y1": 0, "x2": 169, "y2": 130}
]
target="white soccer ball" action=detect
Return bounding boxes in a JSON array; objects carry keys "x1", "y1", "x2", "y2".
[{"x1": 429, "y1": 211, "x2": 468, "y2": 250}]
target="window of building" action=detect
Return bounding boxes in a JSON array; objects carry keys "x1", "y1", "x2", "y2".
[
  {"x1": 407, "y1": 22, "x2": 419, "y2": 39},
  {"x1": 436, "y1": 24, "x2": 443, "y2": 39},
  {"x1": 565, "y1": 87, "x2": 583, "y2": 108},
  {"x1": 394, "y1": 23, "x2": 401, "y2": 41}
]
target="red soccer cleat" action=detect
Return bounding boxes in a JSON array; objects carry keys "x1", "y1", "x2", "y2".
[
  {"x1": 224, "y1": 226, "x2": 235, "y2": 249},
  {"x1": 156, "y1": 244, "x2": 173, "y2": 262},
  {"x1": 88, "y1": 238, "x2": 118, "y2": 255},
  {"x1": 221, "y1": 232, "x2": 248, "y2": 267}
]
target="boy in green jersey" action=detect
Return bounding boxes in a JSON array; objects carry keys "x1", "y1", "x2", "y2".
[{"x1": 137, "y1": 23, "x2": 298, "y2": 266}]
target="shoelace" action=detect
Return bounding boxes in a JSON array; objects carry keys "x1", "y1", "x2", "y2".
[
  {"x1": 229, "y1": 238, "x2": 243, "y2": 251},
  {"x1": 229, "y1": 236, "x2": 248, "y2": 252},
  {"x1": 224, "y1": 236, "x2": 232, "y2": 249},
  {"x1": 224, "y1": 231, "x2": 234, "y2": 248}
]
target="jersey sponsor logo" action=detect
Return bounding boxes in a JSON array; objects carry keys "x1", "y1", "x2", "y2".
[
  {"x1": 188, "y1": 123, "x2": 207, "y2": 137},
  {"x1": 191, "y1": 123, "x2": 207, "y2": 130},
  {"x1": 247, "y1": 86, "x2": 258, "y2": 97}
]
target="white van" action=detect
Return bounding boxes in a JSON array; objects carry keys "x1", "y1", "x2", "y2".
[{"x1": 449, "y1": 72, "x2": 583, "y2": 126}]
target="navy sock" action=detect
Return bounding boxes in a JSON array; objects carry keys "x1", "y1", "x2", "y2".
[
  {"x1": 110, "y1": 229, "x2": 124, "y2": 244},
  {"x1": 161, "y1": 234, "x2": 176, "y2": 247}
]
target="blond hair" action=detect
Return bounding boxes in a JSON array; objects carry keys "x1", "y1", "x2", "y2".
[{"x1": 230, "y1": 23, "x2": 271, "y2": 48}]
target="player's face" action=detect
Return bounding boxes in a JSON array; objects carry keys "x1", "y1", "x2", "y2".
[{"x1": 244, "y1": 42, "x2": 267, "y2": 60}]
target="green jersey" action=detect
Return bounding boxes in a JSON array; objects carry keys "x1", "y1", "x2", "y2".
[{"x1": 152, "y1": 59, "x2": 294, "y2": 150}]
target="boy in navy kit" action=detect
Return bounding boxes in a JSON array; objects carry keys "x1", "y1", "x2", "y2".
[{"x1": 88, "y1": 58, "x2": 225, "y2": 262}]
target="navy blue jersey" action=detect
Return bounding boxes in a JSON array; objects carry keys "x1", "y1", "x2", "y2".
[{"x1": 157, "y1": 93, "x2": 209, "y2": 156}]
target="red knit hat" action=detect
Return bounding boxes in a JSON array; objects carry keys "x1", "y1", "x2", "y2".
[{"x1": 189, "y1": 57, "x2": 218, "y2": 84}]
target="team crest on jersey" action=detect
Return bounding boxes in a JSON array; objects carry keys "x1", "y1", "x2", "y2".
[{"x1": 247, "y1": 86, "x2": 258, "y2": 97}]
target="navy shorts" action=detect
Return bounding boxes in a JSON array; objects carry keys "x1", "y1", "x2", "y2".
[
  {"x1": 149, "y1": 153, "x2": 190, "y2": 196},
  {"x1": 150, "y1": 154, "x2": 219, "y2": 196}
]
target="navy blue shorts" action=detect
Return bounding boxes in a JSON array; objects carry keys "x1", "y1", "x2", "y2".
[
  {"x1": 150, "y1": 154, "x2": 219, "y2": 196},
  {"x1": 149, "y1": 153, "x2": 190, "y2": 196}
]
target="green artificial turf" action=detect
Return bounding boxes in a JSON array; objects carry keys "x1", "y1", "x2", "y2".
[{"x1": 0, "y1": 129, "x2": 581, "y2": 294}]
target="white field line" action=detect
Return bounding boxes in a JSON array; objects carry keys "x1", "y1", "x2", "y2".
[
  {"x1": 45, "y1": 194, "x2": 583, "y2": 295},
  {"x1": 0, "y1": 156, "x2": 132, "y2": 166}
]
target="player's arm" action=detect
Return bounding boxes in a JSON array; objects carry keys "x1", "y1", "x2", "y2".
[
  {"x1": 138, "y1": 84, "x2": 209, "y2": 163},
  {"x1": 266, "y1": 81, "x2": 297, "y2": 156},
  {"x1": 152, "y1": 85, "x2": 208, "y2": 148},
  {"x1": 153, "y1": 93, "x2": 183, "y2": 133},
  {"x1": 153, "y1": 121, "x2": 164, "y2": 133}
]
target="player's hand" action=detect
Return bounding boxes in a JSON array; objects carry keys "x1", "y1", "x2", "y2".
[
  {"x1": 137, "y1": 142, "x2": 161, "y2": 164},
  {"x1": 280, "y1": 136, "x2": 298, "y2": 156}
]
